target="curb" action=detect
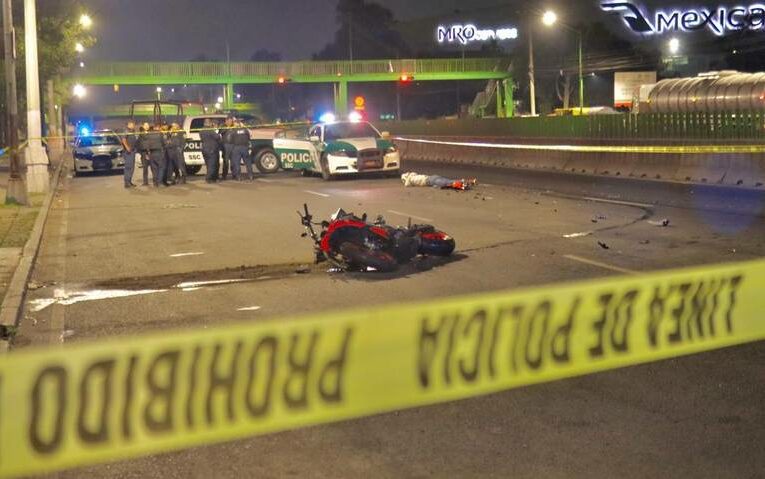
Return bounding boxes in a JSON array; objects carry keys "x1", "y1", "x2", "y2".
[{"x1": 0, "y1": 155, "x2": 66, "y2": 352}]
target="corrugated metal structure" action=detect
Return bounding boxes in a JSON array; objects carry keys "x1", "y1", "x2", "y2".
[{"x1": 640, "y1": 71, "x2": 765, "y2": 113}]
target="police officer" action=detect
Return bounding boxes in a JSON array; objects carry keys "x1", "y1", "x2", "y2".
[
  {"x1": 230, "y1": 121, "x2": 253, "y2": 181},
  {"x1": 142, "y1": 124, "x2": 168, "y2": 187},
  {"x1": 200, "y1": 119, "x2": 222, "y2": 183},
  {"x1": 138, "y1": 122, "x2": 152, "y2": 186},
  {"x1": 167, "y1": 123, "x2": 187, "y2": 184},
  {"x1": 221, "y1": 116, "x2": 235, "y2": 181},
  {"x1": 119, "y1": 121, "x2": 139, "y2": 188}
]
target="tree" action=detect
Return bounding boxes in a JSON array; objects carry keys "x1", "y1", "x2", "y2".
[
  {"x1": 0, "y1": 0, "x2": 95, "y2": 138},
  {"x1": 313, "y1": 0, "x2": 411, "y2": 60}
]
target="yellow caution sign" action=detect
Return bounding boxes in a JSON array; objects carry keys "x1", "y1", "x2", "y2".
[{"x1": 1, "y1": 259, "x2": 764, "y2": 477}]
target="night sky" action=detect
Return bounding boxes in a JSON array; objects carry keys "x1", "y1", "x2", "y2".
[{"x1": 80, "y1": 0, "x2": 523, "y2": 61}]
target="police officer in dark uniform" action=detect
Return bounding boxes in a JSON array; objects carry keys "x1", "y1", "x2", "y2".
[
  {"x1": 230, "y1": 122, "x2": 253, "y2": 181},
  {"x1": 167, "y1": 123, "x2": 187, "y2": 184},
  {"x1": 119, "y1": 120, "x2": 139, "y2": 188},
  {"x1": 200, "y1": 119, "x2": 222, "y2": 183},
  {"x1": 221, "y1": 116, "x2": 235, "y2": 181},
  {"x1": 142, "y1": 124, "x2": 168, "y2": 187},
  {"x1": 138, "y1": 122, "x2": 152, "y2": 186}
]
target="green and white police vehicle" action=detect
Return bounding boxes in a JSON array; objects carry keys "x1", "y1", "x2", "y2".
[{"x1": 273, "y1": 120, "x2": 400, "y2": 180}]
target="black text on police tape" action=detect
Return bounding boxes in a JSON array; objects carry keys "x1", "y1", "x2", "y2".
[
  {"x1": 25, "y1": 328, "x2": 353, "y2": 454},
  {"x1": 418, "y1": 274, "x2": 743, "y2": 388}
]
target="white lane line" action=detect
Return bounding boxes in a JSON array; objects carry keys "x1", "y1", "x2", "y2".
[
  {"x1": 304, "y1": 190, "x2": 330, "y2": 198},
  {"x1": 237, "y1": 306, "x2": 262, "y2": 312},
  {"x1": 387, "y1": 210, "x2": 434, "y2": 223},
  {"x1": 582, "y1": 197, "x2": 653, "y2": 209},
  {"x1": 170, "y1": 252, "x2": 205, "y2": 258},
  {"x1": 563, "y1": 231, "x2": 593, "y2": 239},
  {"x1": 563, "y1": 254, "x2": 638, "y2": 275},
  {"x1": 175, "y1": 279, "x2": 247, "y2": 289}
]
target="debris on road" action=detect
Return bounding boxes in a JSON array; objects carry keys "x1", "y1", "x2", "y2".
[
  {"x1": 60, "y1": 329, "x2": 75, "y2": 341},
  {"x1": 598, "y1": 241, "x2": 611, "y2": 250},
  {"x1": 648, "y1": 218, "x2": 671, "y2": 227},
  {"x1": 639, "y1": 240, "x2": 651, "y2": 245},
  {"x1": 296, "y1": 265, "x2": 312, "y2": 274},
  {"x1": 237, "y1": 306, "x2": 262, "y2": 312},
  {"x1": 563, "y1": 231, "x2": 593, "y2": 239},
  {"x1": 163, "y1": 203, "x2": 200, "y2": 210}
]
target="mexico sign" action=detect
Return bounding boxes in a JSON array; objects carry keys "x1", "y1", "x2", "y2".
[{"x1": 602, "y1": 2, "x2": 765, "y2": 36}]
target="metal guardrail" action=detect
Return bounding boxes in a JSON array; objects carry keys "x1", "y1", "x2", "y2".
[
  {"x1": 385, "y1": 112, "x2": 765, "y2": 142},
  {"x1": 78, "y1": 58, "x2": 511, "y2": 83}
]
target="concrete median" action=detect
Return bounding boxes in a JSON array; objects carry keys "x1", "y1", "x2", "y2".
[{"x1": 395, "y1": 137, "x2": 765, "y2": 189}]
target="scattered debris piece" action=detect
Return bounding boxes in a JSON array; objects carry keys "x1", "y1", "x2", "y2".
[
  {"x1": 639, "y1": 240, "x2": 651, "y2": 245},
  {"x1": 731, "y1": 248, "x2": 737, "y2": 254},
  {"x1": 598, "y1": 241, "x2": 611, "y2": 250},
  {"x1": 163, "y1": 203, "x2": 200, "y2": 210},
  {"x1": 648, "y1": 219, "x2": 670, "y2": 227},
  {"x1": 563, "y1": 231, "x2": 593, "y2": 239},
  {"x1": 237, "y1": 306, "x2": 262, "y2": 312},
  {"x1": 27, "y1": 281, "x2": 42, "y2": 290},
  {"x1": 296, "y1": 265, "x2": 311, "y2": 274},
  {"x1": 61, "y1": 329, "x2": 75, "y2": 341}
]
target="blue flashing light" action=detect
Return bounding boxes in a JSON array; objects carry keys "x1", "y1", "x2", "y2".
[
  {"x1": 79, "y1": 126, "x2": 91, "y2": 137},
  {"x1": 319, "y1": 112, "x2": 336, "y2": 124}
]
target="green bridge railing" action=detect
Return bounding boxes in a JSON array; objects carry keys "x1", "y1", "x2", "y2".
[{"x1": 384, "y1": 112, "x2": 765, "y2": 142}]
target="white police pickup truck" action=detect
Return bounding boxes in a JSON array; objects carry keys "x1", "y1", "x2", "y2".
[
  {"x1": 273, "y1": 121, "x2": 400, "y2": 180},
  {"x1": 181, "y1": 115, "x2": 281, "y2": 175}
]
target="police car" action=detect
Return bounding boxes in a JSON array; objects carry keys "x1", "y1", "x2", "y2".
[
  {"x1": 273, "y1": 119, "x2": 400, "y2": 180},
  {"x1": 71, "y1": 129, "x2": 126, "y2": 176}
]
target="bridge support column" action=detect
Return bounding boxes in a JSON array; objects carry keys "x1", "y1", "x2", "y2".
[
  {"x1": 503, "y1": 78, "x2": 514, "y2": 118},
  {"x1": 334, "y1": 80, "x2": 348, "y2": 117},
  {"x1": 496, "y1": 80, "x2": 504, "y2": 118},
  {"x1": 225, "y1": 83, "x2": 234, "y2": 110}
]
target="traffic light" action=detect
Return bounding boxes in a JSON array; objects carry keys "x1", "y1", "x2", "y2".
[{"x1": 399, "y1": 74, "x2": 414, "y2": 82}]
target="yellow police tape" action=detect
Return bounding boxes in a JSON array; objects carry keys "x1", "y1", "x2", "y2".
[
  {"x1": 398, "y1": 137, "x2": 765, "y2": 154},
  {"x1": 1, "y1": 258, "x2": 764, "y2": 477}
]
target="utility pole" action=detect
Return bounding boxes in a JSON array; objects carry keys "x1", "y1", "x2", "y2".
[
  {"x1": 24, "y1": 0, "x2": 50, "y2": 194},
  {"x1": 528, "y1": 30, "x2": 537, "y2": 116},
  {"x1": 3, "y1": 0, "x2": 26, "y2": 204}
]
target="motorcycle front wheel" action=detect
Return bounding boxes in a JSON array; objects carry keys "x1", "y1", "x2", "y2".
[
  {"x1": 339, "y1": 242, "x2": 398, "y2": 273},
  {"x1": 418, "y1": 232, "x2": 456, "y2": 256}
]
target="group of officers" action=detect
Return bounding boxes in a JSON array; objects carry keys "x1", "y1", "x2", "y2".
[{"x1": 119, "y1": 116, "x2": 254, "y2": 189}]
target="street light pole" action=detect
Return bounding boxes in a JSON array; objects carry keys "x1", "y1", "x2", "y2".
[
  {"x1": 578, "y1": 31, "x2": 584, "y2": 115},
  {"x1": 528, "y1": 30, "x2": 537, "y2": 116},
  {"x1": 2, "y1": 0, "x2": 26, "y2": 204},
  {"x1": 23, "y1": 0, "x2": 50, "y2": 194}
]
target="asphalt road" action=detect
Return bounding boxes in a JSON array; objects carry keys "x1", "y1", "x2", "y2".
[{"x1": 15, "y1": 159, "x2": 765, "y2": 478}]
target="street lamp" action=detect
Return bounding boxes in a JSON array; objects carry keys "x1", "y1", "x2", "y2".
[
  {"x1": 156, "y1": 86, "x2": 162, "y2": 100},
  {"x1": 72, "y1": 84, "x2": 87, "y2": 99},
  {"x1": 79, "y1": 13, "x2": 93, "y2": 29},
  {"x1": 541, "y1": 10, "x2": 585, "y2": 115},
  {"x1": 668, "y1": 38, "x2": 680, "y2": 55},
  {"x1": 74, "y1": 42, "x2": 84, "y2": 53},
  {"x1": 542, "y1": 10, "x2": 557, "y2": 27}
]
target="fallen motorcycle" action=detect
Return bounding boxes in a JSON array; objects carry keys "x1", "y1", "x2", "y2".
[{"x1": 298, "y1": 204, "x2": 455, "y2": 272}]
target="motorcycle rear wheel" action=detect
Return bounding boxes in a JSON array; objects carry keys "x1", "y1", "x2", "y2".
[{"x1": 339, "y1": 243, "x2": 398, "y2": 273}]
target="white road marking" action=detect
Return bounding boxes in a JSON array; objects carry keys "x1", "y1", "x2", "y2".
[
  {"x1": 304, "y1": 190, "x2": 330, "y2": 198},
  {"x1": 582, "y1": 197, "x2": 653, "y2": 209},
  {"x1": 182, "y1": 287, "x2": 201, "y2": 292},
  {"x1": 563, "y1": 254, "x2": 638, "y2": 275},
  {"x1": 29, "y1": 288, "x2": 168, "y2": 312},
  {"x1": 237, "y1": 306, "x2": 262, "y2": 312},
  {"x1": 169, "y1": 252, "x2": 205, "y2": 258},
  {"x1": 563, "y1": 231, "x2": 593, "y2": 239},
  {"x1": 387, "y1": 210, "x2": 434, "y2": 223},
  {"x1": 175, "y1": 279, "x2": 247, "y2": 289}
]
